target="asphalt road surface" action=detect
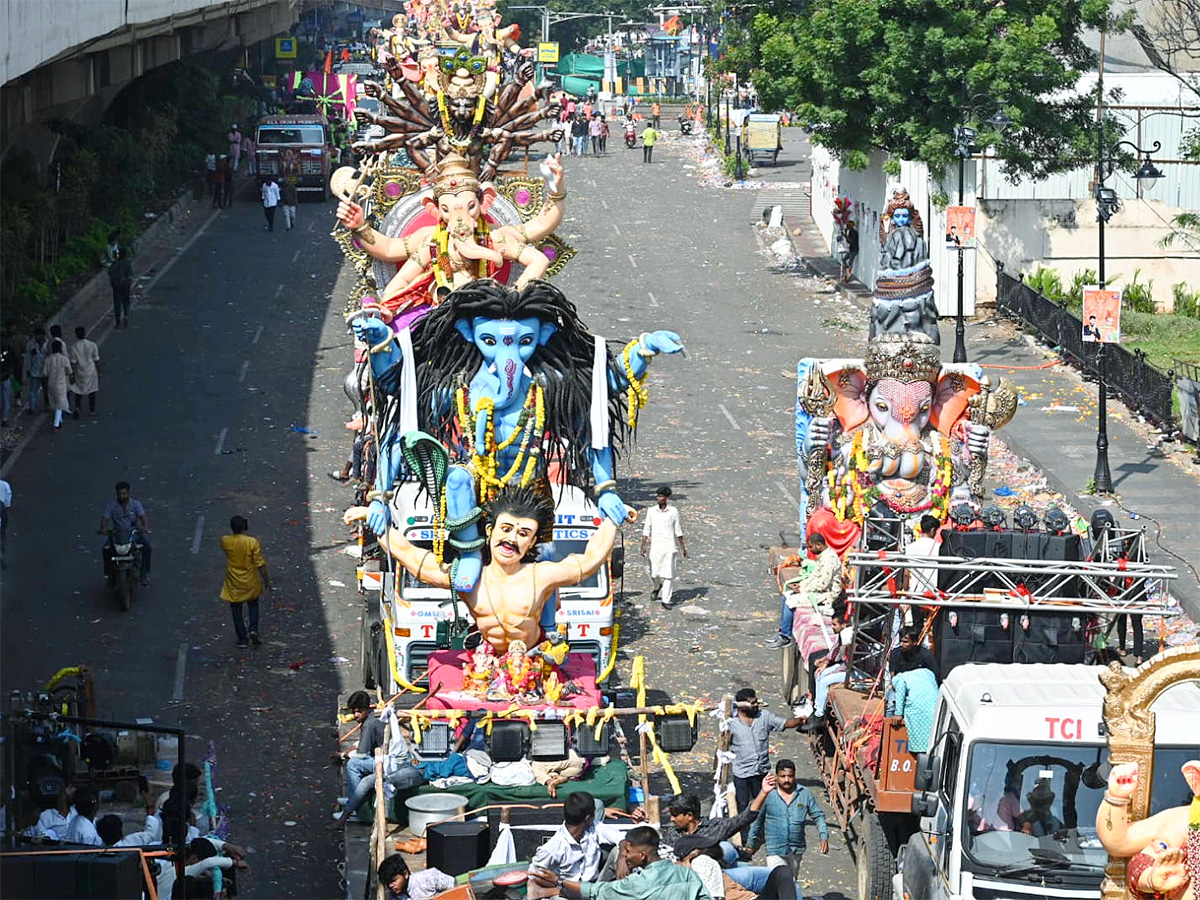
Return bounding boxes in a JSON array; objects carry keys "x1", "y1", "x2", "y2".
[{"x1": 1, "y1": 127, "x2": 862, "y2": 898}]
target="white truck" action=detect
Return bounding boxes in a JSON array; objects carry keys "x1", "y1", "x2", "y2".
[
  {"x1": 895, "y1": 662, "x2": 1200, "y2": 900},
  {"x1": 358, "y1": 482, "x2": 619, "y2": 694}
]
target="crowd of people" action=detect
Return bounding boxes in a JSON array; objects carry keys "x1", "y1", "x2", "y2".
[
  {"x1": 2, "y1": 763, "x2": 250, "y2": 898},
  {"x1": 1, "y1": 321, "x2": 102, "y2": 431}
]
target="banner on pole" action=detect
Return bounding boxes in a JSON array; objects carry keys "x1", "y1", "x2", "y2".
[
  {"x1": 1082, "y1": 287, "x2": 1122, "y2": 344},
  {"x1": 275, "y1": 36, "x2": 297, "y2": 59},
  {"x1": 537, "y1": 42, "x2": 560, "y2": 63},
  {"x1": 945, "y1": 206, "x2": 976, "y2": 250}
]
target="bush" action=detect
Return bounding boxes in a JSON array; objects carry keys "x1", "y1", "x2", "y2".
[
  {"x1": 1122, "y1": 268, "x2": 1157, "y2": 314},
  {"x1": 1173, "y1": 282, "x2": 1200, "y2": 320},
  {"x1": 1025, "y1": 266, "x2": 1063, "y2": 302}
]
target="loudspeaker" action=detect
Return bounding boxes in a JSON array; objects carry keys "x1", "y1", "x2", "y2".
[
  {"x1": 427, "y1": 821, "x2": 490, "y2": 875},
  {"x1": 488, "y1": 800, "x2": 570, "y2": 860},
  {"x1": 417, "y1": 723, "x2": 452, "y2": 758},
  {"x1": 529, "y1": 721, "x2": 569, "y2": 760},
  {"x1": 574, "y1": 721, "x2": 612, "y2": 758},
  {"x1": 934, "y1": 607, "x2": 1013, "y2": 671},
  {"x1": 1, "y1": 851, "x2": 144, "y2": 899},
  {"x1": 653, "y1": 714, "x2": 697, "y2": 752},
  {"x1": 487, "y1": 721, "x2": 528, "y2": 761},
  {"x1": 938, "y1": 531, "x2": 994, "y2": 590},
  {"x1": 1013, "y1": 612, "x2": 1088, "y2": 664}
]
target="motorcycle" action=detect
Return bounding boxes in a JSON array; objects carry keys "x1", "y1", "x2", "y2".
[
  {"x1": 623, "y1": 123, "x2": 637, "y2": 149},
  {"x1": 104, "y1": 526, "x2": 144, "y2": 611},
  {"x1": 678, "y1": 115, "x2": 693, "y2": 136}
]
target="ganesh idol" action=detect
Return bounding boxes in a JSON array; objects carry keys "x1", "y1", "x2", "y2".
[{"x1": 798, "y1": 332, "x2": 1016, "y2": 536}]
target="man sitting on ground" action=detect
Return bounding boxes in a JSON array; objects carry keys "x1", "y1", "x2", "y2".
[
  {"x1": 530, "y1": 791, "x2": 627, "y2": 896},
  {"x1": 379, "y1": 853, "x2": 454, "y2": 900},
  {"x1": 62, "y1": 788, "x2": 102, "y2": 846},
  {"x1": 532, "y1": 825, "x2": 709, "y2": 900}
]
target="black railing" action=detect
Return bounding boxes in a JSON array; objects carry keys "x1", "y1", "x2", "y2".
[{"x1": 995, "y1": 262, "x2": 1176, "y2": 433}]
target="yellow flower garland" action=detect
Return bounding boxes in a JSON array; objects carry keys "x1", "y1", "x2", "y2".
[{"x1": 621, "y1": 340, "x2": 649, "y2": 429}]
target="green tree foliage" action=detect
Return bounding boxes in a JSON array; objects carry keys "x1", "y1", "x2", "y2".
[{"x1": 722, "y1": 0, "x2": 1117, "y2": 178}]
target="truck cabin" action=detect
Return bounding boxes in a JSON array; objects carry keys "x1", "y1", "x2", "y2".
[{"x1": 906, "y1": 664, "x2": 1200, "y2": 896}]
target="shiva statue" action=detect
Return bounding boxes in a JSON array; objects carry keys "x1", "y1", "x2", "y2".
[{"x1": 872, "y1": 205, "x2": 939, "y2": 345}]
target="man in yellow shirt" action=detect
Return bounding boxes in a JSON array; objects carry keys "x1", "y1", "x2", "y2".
[{"x1": 220, "y1": 516, "x2": 274, "y2": 648}]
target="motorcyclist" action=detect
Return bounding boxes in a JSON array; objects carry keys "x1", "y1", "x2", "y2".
[{"x1": 99, "y1": 481, "x2": 151, "y2": 586}]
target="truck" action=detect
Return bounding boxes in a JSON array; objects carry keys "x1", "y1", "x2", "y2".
[
  {"x1": 773, "y1": 520, "x2": 1185, "y2": 900},
  {"x1": 357, "y1": 482, "x2": 619, "y2": 694},
  {"x1": 255, "y1": 115, "x2": 333, "y2": 201}
]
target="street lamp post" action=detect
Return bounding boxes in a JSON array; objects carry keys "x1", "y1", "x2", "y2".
[
  {"x1": 1091, "y1": 140, "x2": 1165, "y2": 493},
  {"x1": 724, "y1": 93, "x2": 731, "y2": 155},
  {"x1": 951, "y1": 102, "x2": 1010, "y2": 363}
]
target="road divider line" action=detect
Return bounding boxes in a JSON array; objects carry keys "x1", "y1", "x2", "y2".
[
  {"x1": 272, "y1": 284, "x2": 283, "y2": 299},
  {"x1": 291, "y1": 249, "x2": 302, "y2": 263},
  {"x1": 775, "y1": 480, "x2": 799, "y2": 508},
  {"x1": 190, "y1": 515, "x2": 205, "y2": 554},
  {"x1": 170, "y1": 643, "x2": 188, "y2": 703},
  {"x1": 601, "y1": 199, "x2": 609, "y2": 210},
  {"x1": 647, "y1": 291, "x2": 658, "y2": 307},
  {"x1": 252, "y1": 325, "x2": 264, "y2": 344},
  {"x1": 613, "y1": 223, "x2": 621, "y2": 236},
  {"x1": 308, "y1": 220, "x2": 315, "y2": 232},
  {"x1": 238, "y1": 360, "x2": 249, "y2": 383},
  {"x1": 718, "y1": 403, "x2": 741, "y2": 430},
  {"x1": 214, "y1": 428, "x2": 228, "y2": 456},
  {"x1": 628, "y1": 254, "x2": 638, "y2": 269}
]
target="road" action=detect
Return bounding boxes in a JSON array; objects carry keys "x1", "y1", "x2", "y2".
[{"x1": 0, "y1": 126, "x2": 863, "y2": 897}]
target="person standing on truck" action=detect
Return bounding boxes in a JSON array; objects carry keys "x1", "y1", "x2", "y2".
[
  {"x1": 641, "y1": 485, "x2": 687, "y2": 608},
  {"x1": 747, "y1": 759, "x2": 829, "y2": 873},
  {"x1": 261, "y1": 175, "x2": 281, "y2": 231},
  {"x1": 280, "y1": 177, "x2": 299, "y2": 231},
  {"x1": 726, "y1": 688, "x2": 804, "y2": 842}
]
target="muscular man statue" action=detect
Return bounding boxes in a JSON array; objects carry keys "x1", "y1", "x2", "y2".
[{"x1": 346, "y1": 485, "x2": 624, "y2": 654}]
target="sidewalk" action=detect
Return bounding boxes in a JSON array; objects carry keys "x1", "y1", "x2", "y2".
[{"x1": 785, "y1": 211, "x2": 1200, "y2": 623}]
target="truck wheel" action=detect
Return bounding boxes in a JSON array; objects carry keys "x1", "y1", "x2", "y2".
[
  {"x1": 374, "y1": 640, "x2": 393, "y2": 695},
  {"x1": 857, "y1": 810, "x2": 895, "y2": 900},
  {"x1": 781, "y1": 640, "x2": 802, "y2": 705},
  {"x1": 360, "y1": 615, "x2": 376, "y2": 689}
]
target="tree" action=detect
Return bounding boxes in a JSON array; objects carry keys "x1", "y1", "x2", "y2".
[
  {"x1": 1130, "y1": 0, "x2": 1200, "y2": 100},
  {"x1": 724, "y1": 0, "x2": 1119, "y2": 179}
]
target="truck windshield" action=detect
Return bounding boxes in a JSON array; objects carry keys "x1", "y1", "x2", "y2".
[
  {"x1": 257, "y1": 126, "x2": 326, "y2": 145},
  {"x1": 962, "y1": 741, "x2": 1195, "y2": 881}
]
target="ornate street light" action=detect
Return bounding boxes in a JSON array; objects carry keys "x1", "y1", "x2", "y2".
[
  {"x1": 951, "y1": 103, "x2": 1010, "y2": 363},
  {"x1": 1091, "y1": 139, "x2": 1164, "y2": 493}
]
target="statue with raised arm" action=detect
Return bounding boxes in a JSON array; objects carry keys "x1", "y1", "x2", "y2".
[{"x1": 350, "y1": 279, "x2": 683, "y2": 595}]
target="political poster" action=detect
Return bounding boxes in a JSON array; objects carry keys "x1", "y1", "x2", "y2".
[
  {"x1": 945, "y1": 206, "x2": 976, "y2": 250},
  {"x1": 1082, "y1": 287, "x2": 1122, "y2": 344}
]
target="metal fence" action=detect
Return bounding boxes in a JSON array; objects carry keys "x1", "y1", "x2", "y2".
[
  {"x1": 1175, "y1": 359, "x2": 1200, "y2": 444},
  {"x1": 995, "y1": 263, "x2": 1177, "y2": 433}
]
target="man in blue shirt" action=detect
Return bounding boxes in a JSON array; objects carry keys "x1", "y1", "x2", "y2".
[
  {"x1": 748, "y1": 759, "x2": 829, "y2": 870},
  {"x1": 100, "y1": 480, "x2": 152, "y2": 584}
]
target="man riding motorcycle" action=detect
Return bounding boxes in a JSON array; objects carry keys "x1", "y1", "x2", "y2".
[{"x1": 99, "y1": 481, "x2": 151, "y2": 586}]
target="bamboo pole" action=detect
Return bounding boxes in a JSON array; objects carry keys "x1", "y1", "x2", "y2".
[{"x1": 373, "y1": 716, "x2": 392, "y2": 900}]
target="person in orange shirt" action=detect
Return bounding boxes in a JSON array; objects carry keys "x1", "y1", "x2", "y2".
[
  {"x1": 651, "y1": 101, "x2": 661, "y2": 128},
  {"x1": 219, "y1": 515, "x2": 275, "y2": 648}
]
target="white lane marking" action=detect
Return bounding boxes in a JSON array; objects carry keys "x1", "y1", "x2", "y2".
[
  {"x1": 214, "y1": 428, "x2": 228, "y2": 456},
  {"x1": 647, "y1": 291, "x2": 659, "y2": 308},
  {"x1": 775, "y1": 480, "x2": 799, "y2": 508},
  {"x1": 308, "y1": 220, "x2": 315, "y2": 232},
  {"x1": 238, "y1": 360, "x2": 249, "y2": 383},
  {"x1": 251, "y1": 325, "x2": 264, "y2": 345},
  {"x1": 273, "y1": 284, "x2": 283, "y2": 299},
  {"x1": 718, "y1": 403, "x2": 741, "y2": 430},
  {"x1": 601, "y1": 199, "x2": 609, "y2": 210},
  {"x1": 190, "y1": 515, "x2": 205, "y2": 554},
  {"x1": 613, "y1": 223, "x2": 621, "y2": 236},
  {"x1": 171, "y1": 643, "x2": 188, "y2": 703},
  {"x1": 628, "y1": 254, "x2": 638, "y2": 268},
  {"x1": 291, "y1": 249, "x2": 302, "y2": 263}
]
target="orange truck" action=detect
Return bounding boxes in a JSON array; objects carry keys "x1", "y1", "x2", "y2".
[{"x1": 255, "y1": 114, "x2": 333, "y2": 201}]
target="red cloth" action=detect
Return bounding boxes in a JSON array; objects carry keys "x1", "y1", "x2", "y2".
[
  {"x1": 807, "y1": 507, "x2": 861, "y2": 558},
  {"x1": 426, "y1": 650, "x2": 602, "y2": 711}
]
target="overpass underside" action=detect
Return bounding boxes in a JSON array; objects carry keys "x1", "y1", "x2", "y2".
[{"x1": 3, "y1": 0, "x2": 299, "y2": 165}]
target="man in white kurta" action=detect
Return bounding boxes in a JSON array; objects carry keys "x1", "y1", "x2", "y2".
[
  {"x1": 69, "y1": 326, "x2": 100, "y2": 416},
  {"x1": 641, "y1": 486, "x2": 687, "y2": 607}
]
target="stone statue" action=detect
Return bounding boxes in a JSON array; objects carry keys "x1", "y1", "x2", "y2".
[{"x1": 879, "y1": 208, "x2": 928, "y2": 270}]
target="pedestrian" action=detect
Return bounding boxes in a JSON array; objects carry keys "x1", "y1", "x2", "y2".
[
  {"x1": 641, "y1": 124, "x2": 658, "y2": 163},
  {"x1": 640, "y1": 486, "x2": 687, "y2": 607},
  {"x1": 838, "y1": 220, "x2": 859, "y2": 282},
  {"x1": 0, "y1": 324, "x2": 17, "y2": 425},
  {"x1": 222, "y1": 156, "x2": 235, "y2": 208},
  {"x1": 280, "y1": 177, "x2": 299, "y2": 230},
  {"x1": 598, "y1": 115, "x2": 609, "y2": 154},
  {"x1": 213, "y1": 155, "x2": 227, "y2": 208},
  {"x1": 219, "y1": 515, "x2": 274, "y2": 648},
  {"x1": 227, "y1": 123, "x2": 242, "y2": 172},
  {"x1": 589, "y1": 114, "x2": 603, "y2": 156},
  {"x1": 571, "y1": 115, "x2": 588, "y2": 157},
  {"x1": 205, "y1": 151, "x2": 218, "y2": 203},
  {"x1": 243, "y1": 131, "x2": 257, "y2": 175},
  {"x1": 769, "y1": 532, "x2": 842, "y2": 647},
  {"x1": 746, "y1": 759, "x2": 829, "y2": 874},
  {"x1": 261, "y1": 176, "x2": 281, "y2": 231},
  {"x1": 0, "y1": 477, "x2": 10, "y2": 570},
  {"x1": 725, "y1": 688, "x2": 804, "y2": 841},
  {"x1": 100, "y1": 480, "x2": 153, "y2": 584},
  {"x1": 651, "y1": 100, "x2": 661, "y2": 129},
  {"x1": 43, "y1": 338, "x2": 72, "y2": 430},
  {"x1": 69, "y1": 326, "x2": 100, "y2": 418},
  {"x1": 101, "y1": 230, "x2": 120, "y2": 269},
  {"x1": 109, "y1": 249, "x2": 133, "y2": 328},
  {"x1": 22, "y1": 326, "x2": 48, "y2": 414}
]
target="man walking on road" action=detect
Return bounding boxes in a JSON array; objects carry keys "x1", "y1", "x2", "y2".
[
  {"x1": 641, "y1": 485, "x2": 686, "y2": 607},
  {"x1": 261, "y1": 176, "x2": 281, "y2": 231},
  {"x1": 280, "y1": 177, "x2": 299, "y2": 231},
  {"x1": 23, "y1": 326, "x2": 48, "y2": 413},
  {"x1": 641, "y1": 124, "x2": 658, "y2": 163},
  {"x1": 726, "y1": 688, "x2": 804, "y2": 842},
  {"x1": 69, "y1": 326, "x2": 100, "y2": 418},
  {"x1": 0, "y1": 478, "x2": 11, "y2": 570},
  {"x1": 109, "y1": 250, "x2": 134, "y2": 328},
  {"x1": 747, "y1": 759, "x2": 829, "y2": 875},
  {"x1": 219, "y1": 515, "x2": 274, "y2": 648}
]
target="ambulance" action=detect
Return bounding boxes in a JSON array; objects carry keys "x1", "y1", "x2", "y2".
[{"x1": 358, "y1": 482, "x2": 619, "y2": 693}]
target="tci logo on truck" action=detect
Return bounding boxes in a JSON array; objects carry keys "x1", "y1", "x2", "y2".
[{"x1": 1046, "y1": 717, "x2": 1092, "y2": 740}]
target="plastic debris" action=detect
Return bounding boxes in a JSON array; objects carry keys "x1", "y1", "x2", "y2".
[{"x1": 994, "y1": 486, "x2": 1017, "y2": 497}]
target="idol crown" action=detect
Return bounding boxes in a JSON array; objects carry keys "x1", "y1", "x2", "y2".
[
  {"x1": 864, "y1": 332, "x2": 942, "y2": 384},
  {"x1": 432, "y1": 153, "x2": 482, "y2": 197}
]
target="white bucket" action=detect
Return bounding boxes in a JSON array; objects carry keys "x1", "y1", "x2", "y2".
[{"x1": 405, "y1": 793, "x2": 467, "y2": 837}]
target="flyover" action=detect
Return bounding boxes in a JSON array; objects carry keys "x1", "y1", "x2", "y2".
[{"x1": 2, "y1": 0, "x2": 300, "y2": 164}]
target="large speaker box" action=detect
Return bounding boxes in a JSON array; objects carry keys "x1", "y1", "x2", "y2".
[
  {"x1": 1, "y1": 850, "x2": 144, "y2": 899},
  {"x1": 934, "y1": 607, "x2": 1014, "y2": 671},
  {"x1": 428, "y1": 821, "x2": 490, "y2": 875},
  {"x1": 1013, "y1": 611, "x2": 1088, "y2": 664}
]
